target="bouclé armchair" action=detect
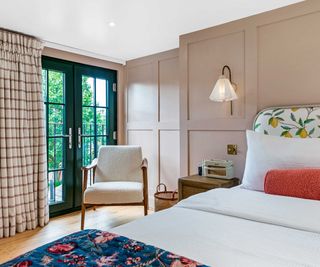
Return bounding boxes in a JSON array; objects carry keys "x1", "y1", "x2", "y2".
[{"x1": 81, "y1": 145, "x2": 148, "y2": 230}]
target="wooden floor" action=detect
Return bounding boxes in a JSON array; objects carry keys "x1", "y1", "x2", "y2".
[{"x1": 0, "y1": 206, "x2": 148, "y2": 264}]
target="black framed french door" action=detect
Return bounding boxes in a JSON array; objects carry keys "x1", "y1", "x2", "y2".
[
  {"x1": 74, "y1": 65, "x2": 117, "y2": 207},
  {"x1": 42, "y1": 58, "x2": 74, "y2": 214},
  {"x1": 42, "y1": 57, "x2": 117, "y2": 216}
]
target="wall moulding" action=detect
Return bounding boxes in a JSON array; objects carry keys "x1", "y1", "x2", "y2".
[
  {"x1": 179, "y1": 0, "x2": 320, "y2": 177},
  {"x1": 125, "y1": 49, "x2": 180, "y2": 207}
]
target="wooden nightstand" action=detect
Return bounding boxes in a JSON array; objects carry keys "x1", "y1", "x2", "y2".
[{"x1": 178, "y1": 175, "x2": 240, "y2": 201}]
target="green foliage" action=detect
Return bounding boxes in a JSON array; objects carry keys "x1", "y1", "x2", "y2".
[
  {"x1": 43, "y1": 70, "x2": 65, "y2": 172},
  {"x1": 81, "y1": 76, "x2": 107, "y2": 165}
]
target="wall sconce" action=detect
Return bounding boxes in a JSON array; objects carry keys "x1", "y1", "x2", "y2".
[{"x1": 209, "y1": 65, "x2": 238, "y2": 115}]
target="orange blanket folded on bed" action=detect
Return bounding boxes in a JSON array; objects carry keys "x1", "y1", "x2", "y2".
[{"x1": 264, "y1": 169, "x2": 320, "y2": 200}]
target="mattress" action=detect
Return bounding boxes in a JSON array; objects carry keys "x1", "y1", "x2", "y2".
[{"x1": 112, "y1": 188, "x2": 320, "y2": 267}]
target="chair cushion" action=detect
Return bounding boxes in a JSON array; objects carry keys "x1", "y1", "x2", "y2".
[
  {"x1": 83, "y1": 182, "x2": 144, "y2": 205},
  {"x1": 95, "y1": 146, "x2": 143, "y2": 183}
]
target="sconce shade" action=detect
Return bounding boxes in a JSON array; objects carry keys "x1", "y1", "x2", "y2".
[{"x1": 209, "y1": 75, "x2": 238, "y2": 102}]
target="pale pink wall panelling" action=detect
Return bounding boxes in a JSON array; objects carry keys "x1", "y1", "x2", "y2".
[
  {"x1": 125, "y1": 0, "x2": 320, "y2": 202},
  {"x1": 127, "y1": 129, "x2": 156, "y2": 206},
  {"x1": 179, "y1": 0, "x2": 320, "y2": 179},
  {"x1": 125, "y1": 50, "x2": 180, "y2": 209},
  {"x1": 127, "y1": 63, "x2": 157, "y2": 123}
]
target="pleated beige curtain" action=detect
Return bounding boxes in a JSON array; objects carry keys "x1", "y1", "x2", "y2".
[{"x1": 0, "y1": 29, "x2": 49, "y2": 238}]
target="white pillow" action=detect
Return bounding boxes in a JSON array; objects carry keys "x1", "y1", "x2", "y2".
[{"x1": 242, "y1": 130, "x2": 320, "y2": 191}]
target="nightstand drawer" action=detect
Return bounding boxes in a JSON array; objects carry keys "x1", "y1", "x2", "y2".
[
  {"x1": 178, "y1": 175, "x2": 240, "y2": 201},
  {"x1": 180, "y1": 185, "x2": 209, "y2": 199}
]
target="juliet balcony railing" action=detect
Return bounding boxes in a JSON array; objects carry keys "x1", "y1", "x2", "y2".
[{"x1": 47, "y1": 122, "x2": 107, "y2": 204}]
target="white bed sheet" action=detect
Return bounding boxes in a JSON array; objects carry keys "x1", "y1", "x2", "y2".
[
  {"x1": 111, "y1": 188, "x2": 320, "y2": 267},
  {"x1": 178, "y1": 188, "x2": 320, "y2": 234}
]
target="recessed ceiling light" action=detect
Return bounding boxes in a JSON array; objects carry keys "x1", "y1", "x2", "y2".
[{"x1": 108, "y1": 22, "x2": 116, "y2": 27}]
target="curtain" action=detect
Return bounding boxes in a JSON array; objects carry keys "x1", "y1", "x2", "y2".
[{"x1": 0, "y1": 29, "x2": 48, "y2": 238}]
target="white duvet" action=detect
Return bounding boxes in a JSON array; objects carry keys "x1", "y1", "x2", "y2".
[{"x1": 112, "y1": 188, "x2": 320, "y2": 267}]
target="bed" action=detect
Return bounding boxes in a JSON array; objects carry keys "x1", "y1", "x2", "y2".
[{"x1": 3, "y1": 106, "x2": 320, "y2": 267}]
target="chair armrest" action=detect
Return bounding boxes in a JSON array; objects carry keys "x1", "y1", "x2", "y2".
[
  {"x1": 141, "y1": 158, "x2": 148, "y2": 210},
  {"x1": 81, "y1": 158, "x2": 98, "y2": 193},
  {"x1": 82, "y1": 158, "x2": 98, "y2": 171},
  {"x1": 141, "y1": 158, "x2": 148, "y2": 170}
]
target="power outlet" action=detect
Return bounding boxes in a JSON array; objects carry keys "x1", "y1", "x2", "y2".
[{"x1": 227, "y1": 144, "x2": 237, "y2": 155}]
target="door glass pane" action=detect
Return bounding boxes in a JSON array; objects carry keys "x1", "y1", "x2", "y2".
[
  {"x1": 48, "y1": 70, "x2": 64, "y2": 103},
  {"x1": 48, "y1": 138, "x2": 64, "y2": 170},
  {"x1": 97, "y1": 136, "x2": 107, "y2": 151},
  {"x1": 48, "y1": 104, "x2": 64, "y2": 136},
  {"x1": 82, "y1": 107, "x2": 95, "y2": 135},
  {"x1": 96, "y1": 79, "x2": 106, "y2": 107},
  {"x1": 82, "y1": 137, "x2": 95, "y2": 166},
  {"x1": 48, "y1": 170, "x2": 64, "y2": 204},
  {"x1": 81, "y1": 75, "x2": 110, "y2": 167},
  {"x1": 96, "y1": 108, "x2": 106, "y2": 135},
  {"x1": 82, "y1": 76, "x2": 94, "y2": 106}
]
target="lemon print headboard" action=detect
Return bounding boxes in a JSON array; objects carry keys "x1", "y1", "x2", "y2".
[{"x1": 253, "y1": 106, "x2": 320, "y2": 138}]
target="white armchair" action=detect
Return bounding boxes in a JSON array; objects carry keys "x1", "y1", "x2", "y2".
[{"x1": 81, "y1": 145, "x2": 148, "y2": 230}]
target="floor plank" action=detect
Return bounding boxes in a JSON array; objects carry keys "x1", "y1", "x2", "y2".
[{"x1": 0, "y1": 206, "x2": 147, "y2": 263}]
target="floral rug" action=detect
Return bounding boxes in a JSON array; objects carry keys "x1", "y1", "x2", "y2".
[{"x1": 2, "y1": 229, "x2": 208, "y2": 267}]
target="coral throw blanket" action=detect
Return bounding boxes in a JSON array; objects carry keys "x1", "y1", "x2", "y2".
[{"x1": 2, "y1": 229, "x2": 207, "y2": 267}]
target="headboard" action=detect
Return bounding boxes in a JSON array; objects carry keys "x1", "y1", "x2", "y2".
[{"x1": 253, "y1": 105, "x2": 320, "y2": 138}]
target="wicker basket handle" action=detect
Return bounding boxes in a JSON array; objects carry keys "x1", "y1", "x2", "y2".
[
  {"x1": 156, "y1": 183, "x2": 167, "y2": 193},
  {"x1": 172, "y1": 190, "x2": 178, "y2": 199}
]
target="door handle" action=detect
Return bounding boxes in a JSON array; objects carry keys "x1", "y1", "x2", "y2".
[
  {"x1": 78, "y1": 127, "x2": 82, "y2": 149},
  {"x1": 78, "y1": 127, "x2": 101, "y2": 148},
  {"x1": 62, "y1": 128, "x2": 72, "y2": 149}
]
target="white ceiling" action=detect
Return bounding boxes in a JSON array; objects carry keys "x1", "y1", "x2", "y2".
[{"x1": 0, "y1": 0, "x2": 302, "y2": 63}]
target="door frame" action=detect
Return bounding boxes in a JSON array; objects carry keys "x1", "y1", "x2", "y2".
[{"x1": 42, "y1": 56, "x2": 118, "y2": 216}]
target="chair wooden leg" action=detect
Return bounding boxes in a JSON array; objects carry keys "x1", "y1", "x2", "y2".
[
  {"x1": 93, "y1": 206, "x2": 96, "y2": 211},
  {"x1": 143, "y1": 201, "x2": 148, "y2": 216},
  {"x1": 81, "y1": 204, "x2": 86, "y2": 230}
]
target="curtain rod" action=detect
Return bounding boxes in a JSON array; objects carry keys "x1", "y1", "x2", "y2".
[{"x1": 0, "y1": 27, "x2": 42, "y2": 42}]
